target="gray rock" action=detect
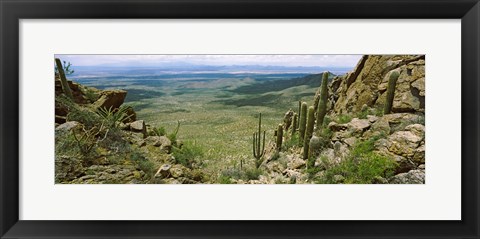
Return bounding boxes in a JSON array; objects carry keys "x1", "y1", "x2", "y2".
[
  {"x1": 130, "y1": 120, "x2": 147, "y2": 138},
  {"x1": 390, "y1": 169, "x2": 425, "y2": 184},
  {"x1": 347, "y1": 118, "x2": 371, "y2": 135},
  {"x1": 55, "y1": 121, "x2": 81, "y2": 134},
  {"x1": 328, "y1": 121, "x2": 348, "y2": 131},
  {"x1": 286, "y1": 156, "x2": 306, "y2": 170}
]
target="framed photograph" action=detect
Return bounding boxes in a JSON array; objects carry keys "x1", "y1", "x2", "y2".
[{"x1": 1, "y1": 0, "x2": 479, "y2": 238}]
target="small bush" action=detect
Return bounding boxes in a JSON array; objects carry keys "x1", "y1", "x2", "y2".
[
  {"x1": 244, "y1": 168, "x2": 262, "y2": 180},
  {"x1": 130, "y1": 150, "x2": 155, "y2": 177},
  {"x1": 306, "y1": 164, "x2": 322, "y2": 177},
  {"x1": 167, "y1": 121, "x2": 181, "y2": 144},
  {"x1": 96, "y1": 105, "x2": 132, "y2": 129},
  {"x1": 218, "y1": 166, "x2": 263, "y2": 183},
  {"x1": 67, "y1": 107, "x2": 102, "y2": 130},
  {"x1": 357, "y1": 108, "x2": 370, "y2": 119},
  {"x1": 311, "y1": 126, "x2": 332, "y2": 155},
  {"x1": 317, "y1": 139, "x2": 398, "y2": 184},
  {"x1": 357, "y1": 107, "x2": 383, "y2": 119},
  {"x1": 218, "y1": 175, "x2": 233, "y2": 184},
  {"x1": 82, "y1": 87, "x2": 99, "y2": 103},
  {"x1": 172, "y1": 141, "x2": 204, "y2": 168},
  {"x1": 337, "y1": 114, "x2": 352, "y2": 124},
  {"x1": 283, "y1": 133, "x2": 300, "y2": 150},
  {"x1": 150, "y1": 126, "x2": 166, "y2": 136}
]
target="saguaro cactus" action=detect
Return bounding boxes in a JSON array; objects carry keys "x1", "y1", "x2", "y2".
[
  {"x1": 303, "y1": 106, "x2": 315, "y2": 160},
  {"x1": 276, "y1": 124, "x2": 283, "y2": 150},
  {"x1": 316, "y1": 71, "x2": 329, "y2": 128},
  {"x1": 297, "y1": 101, "x2": 302, "y2": 128},
  {"x1": 253, "y1": 113, "x2": 266, "y2": 168},
  {"x1": 55, "y1": 58, "x2": 73, "y2": 100},
  {"x1": 298, "y1": 102, "x2": 308, "y2": 143},
  {"x1": 384, "y1": 71, "x2": 400, "y2": 114},
  {"x1": 291, "y1": 113, "x2": 298, "y2": 136}
]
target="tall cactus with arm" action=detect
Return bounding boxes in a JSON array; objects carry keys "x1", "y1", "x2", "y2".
[
  {"x1": 316, "y1": 71, "x2": 329, "y2": 129},
  {"x1": 303, "y1": 106, "x2": 315, "y2": 160},
  {"x1": 253, "y1": 113, "x2": 266, "y2": 168},
  {"x1": 298, "y1": 102, "x2": 308, "y2": 144},
  {"x1": 384, "y1": 71, "x2": 400, "y2": 114}
]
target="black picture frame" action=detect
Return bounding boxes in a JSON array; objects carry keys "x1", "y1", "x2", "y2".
[{"x1": 1, "y1": 0, "x2": 479, "y2": 238}]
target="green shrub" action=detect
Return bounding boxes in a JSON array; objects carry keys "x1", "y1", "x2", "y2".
[
  {"x1": 283, "y1": 133, "x2": 300, "y2": 150},
  {"x1": 317, "y1": 139, "x2": 397, "y2": 184},
  {"x1": 167, "y1": 121, "x2": 181, "y2": 144},
  {"x1": 244, "y1": 168, "x2": 262, "y2": 180},
  {"x1": 150, "y1": 126, "x2": 166, "y2": 136},
  {"x1": 172, "y1": 141, "x2": 204, "y2": 168},
  {"x1": 218, "y1": 175, "x2": 233, "y2": 184},
  {"x1": 218, "y1": 166, "x2": 263, "y2": 183},
  {"x1": 310, "y1": 126, "x2": 332, "y2": 154},
  {"x1": 130, "y1": 150, "x2": 155, "y2": 177},
  {"x1": 356, "y1": 106, "x2": 383, "y2": 119},
  {"x1": 67, "y1": 107, "x2": 102, "y2": 130},
  {"x1": 55, "y1": 130, "x2": 85, "y2": 158},
  {"x1": 337, "y1": 114, "x2": 352, "y2": 124},
  {"x1": 96, "y1": 105, "x2": 132, "y2": 129},
  {"x1": 83, "y1": 87, "x2": 99, "y2": 103},
  {"x1": 306, "y1": 164, "x2": 322, "y2": 177}
]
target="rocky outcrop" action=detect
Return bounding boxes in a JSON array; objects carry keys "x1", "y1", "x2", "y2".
[
  {"x1": 329, "y1": 55, "x2": 425, "y2": 115},
  {"x1": 55, "y1": 77, "x2": 100, "y2": 104},
  {"x1": 92, "y1": 90, "x2": 127, "y2": 110}
]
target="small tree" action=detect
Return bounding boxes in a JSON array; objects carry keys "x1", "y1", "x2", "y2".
[{"x1": 55, "y1": 60, "x2": 75, "y2": 75}]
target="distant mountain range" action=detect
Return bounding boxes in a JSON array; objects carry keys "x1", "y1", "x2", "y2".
[{"x1": 73, "y1": 64, "x2": 352, "y2": 75}]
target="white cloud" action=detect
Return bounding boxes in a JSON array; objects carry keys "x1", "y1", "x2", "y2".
[{"x1": 54, "y1": 54, "x2": 362, "y2": 68}]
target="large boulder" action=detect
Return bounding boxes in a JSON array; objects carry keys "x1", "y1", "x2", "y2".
[
  {"x1": 374, "y1": 123, "x2": 425, "y2": 173},
  {"x1": 386, "y1": 130, "x2": 423, "y2": 158},
  {"x1": 92, "y1": 90, "x2": 127, "y2": 110}
]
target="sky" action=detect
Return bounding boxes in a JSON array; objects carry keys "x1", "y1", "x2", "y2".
[{"x1": 54, "y1": 54, "x2": 362, "y2": 68}]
